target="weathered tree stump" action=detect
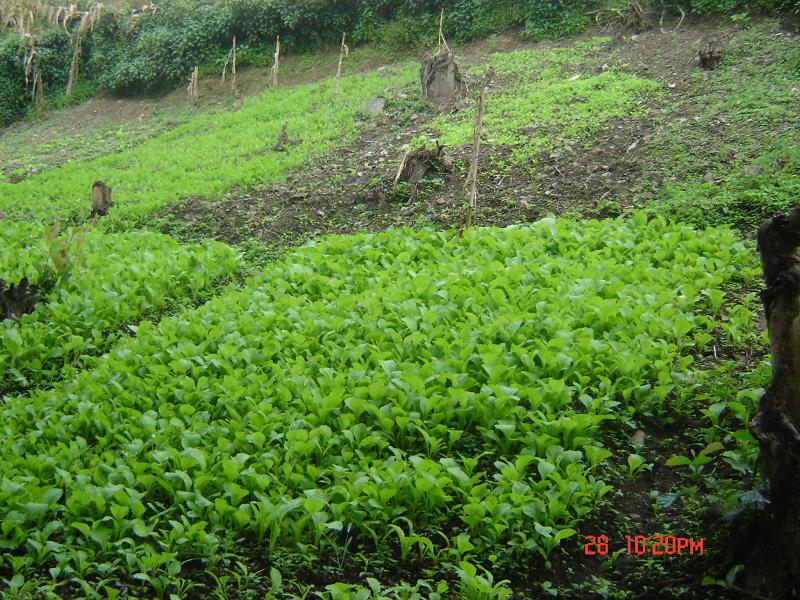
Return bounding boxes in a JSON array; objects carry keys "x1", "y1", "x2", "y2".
[
  {"x1": 91, "y1": 181, "x2": 112, "y2": 218},
  {"x1": 273, "y1": 122, "x2": 300, "y2": 152},
  {"x1": 394, "y1": 143, "x2": 452, "y2": 201},
  {"x1": 421, "y1": 51, "x2": 463, "y2": 105},
  {"x1": 745, "y1": 205, "x2": 800, "y2": 597},
  {"x1": 699, "y1": 39, "x2": 724, "y2": 70},
  {"x1": 0, "y1": 278, "x2": 40, "y2": 321},
  {"x1": 609, "y1": 21, "x2": 626, "y2": 49}
]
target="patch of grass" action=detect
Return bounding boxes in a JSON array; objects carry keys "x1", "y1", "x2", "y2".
[
  {"x1": 414, "y1": 39, "x2": 659, "y2": 169},
  {"x1": 0, "y1": 106, "x2": 199, "y2": 182},
  {"x1": 647, "y1": 142, "x2": 800, "y2": 230},
  {"x1": 644, "y1": 25, "x2": 800, "y2": 230}
]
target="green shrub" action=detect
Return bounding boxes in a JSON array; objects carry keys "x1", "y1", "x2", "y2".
[
  {"x1": 2, "y1": 0, "x2": 794, "y2": 124},
  {"x1": 0, "y1": 29, "x2": 72, "y2": 125},
  {"x1": 522, "y1": 7, "x2": 591, "y2": 41},
  {"x1": 0, "y1": 35, "x2": 27, "y2": 126}
]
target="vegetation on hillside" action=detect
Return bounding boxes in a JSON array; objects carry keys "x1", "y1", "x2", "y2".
[
  {"x1": 0, "y1": 65, "x2": 414, "y2": 221},
  {"x1": 1, "y1": 0, "x2": 797, "y2": 126},
  {"x1": 0, "y1": 8, "x2": 798, "y2": 598}
]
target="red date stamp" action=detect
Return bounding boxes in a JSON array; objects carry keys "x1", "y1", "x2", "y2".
[{"x1": 584, "y1": 535, "x2": 704, "y2": 556}]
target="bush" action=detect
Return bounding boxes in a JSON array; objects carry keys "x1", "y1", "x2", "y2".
[
  {"x1": 0, "y1": 29, "x2": 72, "y2": 125},
  {"x1": 0, "y1": 0, "x2": 794, "y2": 124},
  {"x1": 685, "y1": 0, "x2": 799, "y2": 14},
  {"x1": 0, "y1": 35, "x2": 28, "y2": 126}
]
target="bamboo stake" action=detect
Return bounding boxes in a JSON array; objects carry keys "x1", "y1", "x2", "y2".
[
  {"x1": 231, "y1": 36, "x2": 237, "y2": 94},
  {"x1": 66, "y1": 34, "x2": 81, "y2": 97},
  {"x1": 436, "y1": 9, "x2": 450, "y2": 56},
  {"x1": 270, "y1": 35, "x2": 280, "y2": 87},
  {"x1": 462, "y1": 69, "x2": 491, "y2": 231},
  {"x1": 33, "y1": 68, "x2": 44, "y2": 113},
  {"x1": 221, "y1": 39, "x2": 230, "y2": 82},
  {"x1": 187, "y1": 66, "x2": 199, "y2": 105},
  {"x1": 331, "y1": 32, "x2": 349, "y2": 98}
]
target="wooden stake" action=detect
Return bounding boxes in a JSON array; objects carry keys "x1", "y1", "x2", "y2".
[
  {"x1": 462, "y1": 70, "x2": 491, "y2": 231},
  {"x1": 188, "y1": 66, "x2": 199, "y2": 105},
  {"x1": 270, "y1": 35, "x2": 280, "y2": 88},
  {"x1": 232, "y1": 36, "x2": 237, "y2": 94},
  {"x1": 65, "y1": 35, "x2": 81, "y2": 97},
  {"x1": 437, "y1": 9, "x2": 450, "y2": 56},
  {"x1": 33, "y1": 69, "x2": 44, "y2": 114},
  {"x1": 331, "y1": 32, "x2": 349, "y2": 98}
]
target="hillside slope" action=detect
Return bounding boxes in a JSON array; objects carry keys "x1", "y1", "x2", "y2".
[{"x1": 0, "y1": 15, "x2": 798, "y2": 600}]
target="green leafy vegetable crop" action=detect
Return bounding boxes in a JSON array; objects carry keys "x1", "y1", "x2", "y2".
[
  {"x1": 0, "y1": 65, "x2": 416, "y2": 223},
  {"x1": 0, "y1": 213, "x2": 758, "y2": 595},
  {"x1": 0, "y1": 221, "x2": 239, "y2": 392},
  {"x1": 415, "y1": 40, "x2": 660, "y2": 168}
]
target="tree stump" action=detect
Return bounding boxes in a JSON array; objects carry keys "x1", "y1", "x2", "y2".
[
  {"x1": 421, "y1": 51, "x2": 463, "y2": 105},
  {"x1": 272, "y1": 122, "x2": 300, "y2": 152},
  {"x1": 394, "y1": 143, "x2": 452, "y2": 201},
  {"x1": 699, "y1": 39, "x2": 724, "y2": 70},
  {"x1": 780, "y1": 12, "x2": 799, "y2": 35},
  {"x1": 0, "y1": 278, "x2": 40, "y2": 321},
  {"x1": 609, "y1": 21, "x2": 626, "y2": 49},
  {"x1": 91, "y1": 181, "x2": 113, "y2": 218},
  {"x1": 745, "y1": 205, "x2": 800, "y2": 597}
]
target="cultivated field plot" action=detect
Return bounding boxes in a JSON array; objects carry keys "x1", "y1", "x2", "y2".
[
  {"x1": 0, "y1": 222, "x2": 239, "y2": 393},
  {"x1": 0, "y1": 67, "x2": 414, "y2": 222},
  {"x1": 0, "y1": 215, "x2": 760, "y2": 597}
]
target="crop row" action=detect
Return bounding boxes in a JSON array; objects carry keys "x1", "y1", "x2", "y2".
[
  {"x1": 0, "y1": 214, "x2": 758, "y2": 596},
  {"x1": 0, "y1": 221, "x2": 239, "y2": 393},
  {"x1": 0, "y1": 65, "x2": 415, "y2": 223}
]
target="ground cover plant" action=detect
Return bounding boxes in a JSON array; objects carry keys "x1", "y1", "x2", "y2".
[
  {"x1": 0, "y1": 214, "x2": 761, "y2": 597},
  {"x1": 0, "y1": 64, "x2": 415, "y2": 223},
  {"x1": 0, "y1": 221, "x2": 239, "y2": 393}
]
